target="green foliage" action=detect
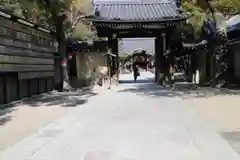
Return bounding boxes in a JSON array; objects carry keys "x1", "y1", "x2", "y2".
[
  {"x1": 71, "y1": 22, "x2": 95, "y2": 40},
  {"x1": 0, "y1": 0, "x2": 49, "y2": 25},
  {"x1": 216, "y1": 0, "x2": 240, "y2": 16},
  {"x1": 30, "y1": 0, "x2": 93, "y2": 37},
  {"x1": 181, "y1": 0, "x2": 208, "y2": 40},
  {"x1": 119, "y1": 53, "x2": 129, "y2": 58},
  {"x1": 0, "y1": 0, "x2": 94, "y2": 39},
  {"x1": 181, "y1": 0, "x2": 236, "y2": 41},
  {"x1": 0, "y1": 0, "x2": 26, "y2": 17},
  {"x1": 1, "y1": 0, "x2": 238, "y2": 42},
  {"x1": 93, "y1": 37, "x2": 107, "y2": 41}
]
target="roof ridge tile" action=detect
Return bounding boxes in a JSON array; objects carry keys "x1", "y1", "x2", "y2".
[{"x1": 91, "y1": 0, "x2": 190, "y2": 23}]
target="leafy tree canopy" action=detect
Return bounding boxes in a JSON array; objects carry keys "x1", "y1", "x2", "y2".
[
  {"x1": 0, "y1": 0, "x2": 94, "y2": 40},
  {"x1": 1, "y1": 0, "x2": 239, "y2": 41},
  {"x1": 181, "y1": 0, "x2": 238, "y2": 40},
  {"x1": 216, "y1": 0, "x2": 240, "y2": 16}
]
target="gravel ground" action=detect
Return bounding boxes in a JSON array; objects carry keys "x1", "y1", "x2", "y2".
[
  {"x1": 185, "y1": 95, "x2": 240, "y2": 132},
  {"x1": 179, "y1": 89, "x2": 240, "y2": 155}
]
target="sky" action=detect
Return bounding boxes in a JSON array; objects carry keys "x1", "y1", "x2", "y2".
[{"x1": 118, "y1": 38, "x2": 155, "y2": 55}]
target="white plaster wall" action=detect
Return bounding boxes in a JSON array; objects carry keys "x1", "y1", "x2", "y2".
[{"x1": 76, "y1": 52, "x2": 107, "y2": 81}]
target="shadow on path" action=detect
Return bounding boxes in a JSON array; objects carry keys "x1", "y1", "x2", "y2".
[
  {"x1": 221, "y1": 131, "x2": 240, "y2": 155},
  {"x1": 22, "y1": 89, "x2": 97, "y2": 108},
  {"x1": 118, "y1": 83, "x2": 240, "y2": 99},
  {"x1": 0, "y1": 88, "x2": 97, "y2": 126},
  {"x1": 0, "y1": 108, "x2": 13, "y2": 126},
  {"x1": 119, "y1": 78, "x2": 154, "y2": 84}
]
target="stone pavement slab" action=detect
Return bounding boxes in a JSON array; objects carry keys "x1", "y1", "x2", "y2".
[
  {"x1": 0, "y1": 72, "x2": 239, "y2": 160},
  {"x1": 0, "y1": 89, "x2": 99, "y2": 153}
]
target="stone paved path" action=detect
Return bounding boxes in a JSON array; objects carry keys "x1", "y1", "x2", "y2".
[
  {"x1": 0, "y1": 72, "x2": 240, "y2": 160},
  {"x1": 0, "y1": 89, "x2": 98, "y2": 152}
]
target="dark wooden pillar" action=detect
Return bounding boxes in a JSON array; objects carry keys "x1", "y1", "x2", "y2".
[
  {"x1": 155, "y1": 35, "x2": 160, "y2": 83},
  {"x1": 154, "y1": 32, "x2": 166, "y2": 85},
  {"x1": 107, "y1": 34, "x2": 114, "y2": 89},
  {"x1": 107, "y1": 34, "x2": 113, "y2": 77},
  {"x1": 112, "y1": 33, "x2": 119, "y2": 82}
]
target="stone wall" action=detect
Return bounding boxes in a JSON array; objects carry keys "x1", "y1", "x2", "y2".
[{"x1": 0, "y1": 13, "x2": 56, "y2": 105}]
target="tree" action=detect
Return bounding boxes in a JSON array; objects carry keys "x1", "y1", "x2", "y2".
[
  {"x1": 26, "y1": 0, "x2": 93, "y2": 91},
  {"x1": 119, "y1": 53, "x2": 129, "y2": 61},
  {"x1": 182, "y1": 0, "x2": 209, "y2": 38},
  {"x1": 216, "y1": 0, "x2": 240, "y2": 16},
  {"x1": 181, "y1": 0, "x2": 237, "y2": 39},
  {"x1": 1, "y1": 0, "x2": 93, "y2": 91},
  {"x1": 0, "y1": 0, "x2": 50, "y2": 26},
  {"x1": 182, "y1": 0, "x2": 232, "y2": 86},
  {"x1": 0, "y1": 0, "x2": 25, "y2": 17},
  {"x1": 71, "y1": 22, "x2": 95, "y2": 40}
]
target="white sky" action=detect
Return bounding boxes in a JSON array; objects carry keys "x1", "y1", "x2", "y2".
[{"x1": 119, "y1": 38, "x2": 155, "y2": 55}]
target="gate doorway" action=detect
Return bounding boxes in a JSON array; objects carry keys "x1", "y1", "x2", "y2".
[
  {"x1": 88, "y1": 0, "x2": 190, "y2": 85},
  {"x1": 119, "y1": 39, "x2": 155, "y2": 84}
]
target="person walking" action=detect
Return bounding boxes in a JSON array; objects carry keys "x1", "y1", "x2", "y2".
[{"x1": 133, "y1": 64, "x2": 140, "y2": 82}]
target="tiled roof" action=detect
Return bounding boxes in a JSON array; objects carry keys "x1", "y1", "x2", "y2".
[
  {"x1": 92, "y1": 0, "x2": 190, "y2": 22},
  {"x1": 227, "y1": 15, "x2": 240, "y2": 32}
]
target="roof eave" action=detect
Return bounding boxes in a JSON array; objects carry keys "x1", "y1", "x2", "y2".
[{"x1": 89, "y1": 16, "x2": 190, "y2": 23}]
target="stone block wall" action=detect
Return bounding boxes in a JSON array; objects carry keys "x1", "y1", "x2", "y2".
[
  {"x1": 0, "y1": 73, "x2": 54, "y2": 105},
  {"x1": 0, "y1": 12, "x2": 55, "y2": 105}
]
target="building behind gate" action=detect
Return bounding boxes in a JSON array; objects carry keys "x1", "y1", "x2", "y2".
[{"x1": 67, "y1": 40, "x2": 108, "y2": 88}]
